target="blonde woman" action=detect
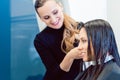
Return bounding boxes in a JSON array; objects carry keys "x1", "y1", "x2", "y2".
[{"x1": 34, "y1": 0, "x2": 83, "y2": 80}]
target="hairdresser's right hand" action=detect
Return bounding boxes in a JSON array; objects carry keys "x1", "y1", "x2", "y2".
[
  {"x1": 60, "y1": 46, "x2": 82, "y2": 72},
  {"x1": 67, "y1": 47, "x2": 83, "y2": 60}
]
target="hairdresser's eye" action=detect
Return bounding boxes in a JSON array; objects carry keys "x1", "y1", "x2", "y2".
[
  {"x1": 53, "y1": 10, "x2": 58, "y2": 15},
  {"x1": 44, "y1": 16, "x2": 50, "y2": 20}
]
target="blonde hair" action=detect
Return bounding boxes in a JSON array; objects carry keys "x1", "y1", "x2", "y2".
[{"x1": 61, "y1": 13, "x2": 79, "y2": 54}]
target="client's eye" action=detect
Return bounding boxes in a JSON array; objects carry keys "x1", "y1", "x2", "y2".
[{"x1": 73, "y1": 39, "x2": 79, "y2": 47}]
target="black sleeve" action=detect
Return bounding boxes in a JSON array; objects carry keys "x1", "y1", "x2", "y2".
[{"x1": 34, "y1": 34, "x2": 67, "y2": 80}]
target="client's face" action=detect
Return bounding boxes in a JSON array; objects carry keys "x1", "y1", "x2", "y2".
[
  {"x1": 76, "y1": 27, "x2": 88, "y2": 61},
  {"x1": 76, "y1": 27, "x2": 94, "y2": 61}
]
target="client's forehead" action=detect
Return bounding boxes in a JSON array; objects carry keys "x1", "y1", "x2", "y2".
[{"x1": 76, "y1": 28, "x2": 87, "y2": 39}]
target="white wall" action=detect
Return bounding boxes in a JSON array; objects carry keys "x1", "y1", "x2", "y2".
[
  {"x1": 68, "y1": 0, "x2": 107, "y2": 22},
  {"x1": 107, "y1": 0, "x2": 120, "y2": 52}
]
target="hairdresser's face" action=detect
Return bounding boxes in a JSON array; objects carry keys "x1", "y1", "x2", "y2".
[{"x1": 37, "y1": 0, "x2": 64, "y2": 29}]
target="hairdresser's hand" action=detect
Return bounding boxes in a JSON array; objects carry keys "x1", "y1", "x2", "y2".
[
  {"x1": 60, "y1": 47, "x2": 82, "y2": 72},
  {"x1": 67, "y1": 47, "x2": 83, "y2": 60},
  {"x1": 60, "y1": 46, "x2": 83, "y2": 72}
]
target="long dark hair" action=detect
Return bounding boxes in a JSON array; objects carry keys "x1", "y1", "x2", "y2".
[{"x1": 82, "y1": 19, "x2": 120, "y2": 80}]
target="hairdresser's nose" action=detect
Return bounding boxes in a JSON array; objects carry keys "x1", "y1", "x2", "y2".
[{"x1": 50, "y1": 15, "x2": 56, "y2": 23}]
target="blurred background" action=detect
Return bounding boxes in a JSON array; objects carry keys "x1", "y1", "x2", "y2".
[
  {"x1": 11, "y1": 0, "x2": 45, "y2": 80},
  {"x1": 1, "y1": 0, "x2": 119, "y2": 80}
]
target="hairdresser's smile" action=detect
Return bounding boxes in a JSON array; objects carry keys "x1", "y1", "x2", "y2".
[{"x1": 51, "y1": 18, "x2": 60, "y2": 26}]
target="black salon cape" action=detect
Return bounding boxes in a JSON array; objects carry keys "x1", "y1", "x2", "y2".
[
  {"x1": 75, "y1": 60, "x2": 120, "y2": 80},
  {"x1": 34, "y1": 26, "x2": 82, "y2": 80}
]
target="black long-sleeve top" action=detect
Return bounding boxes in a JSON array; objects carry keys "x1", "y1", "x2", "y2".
[{"x1": 34, "y1": 26, "x2": 82, "y2": 80}]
